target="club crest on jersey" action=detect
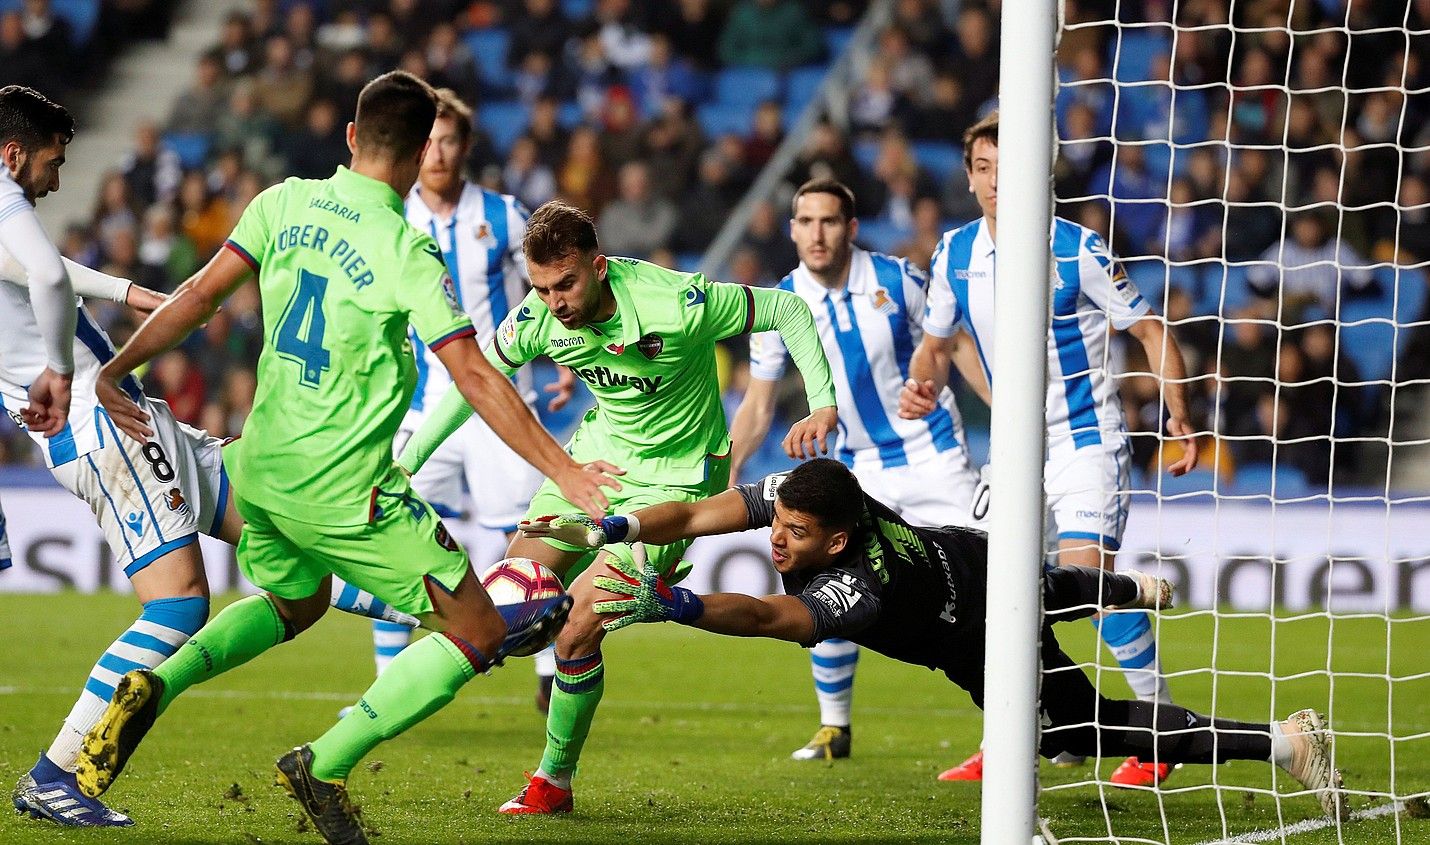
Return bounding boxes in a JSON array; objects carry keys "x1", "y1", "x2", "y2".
[
  {"x1": 636, "y1": 333, "x2": 663, "y2": 359},
  {"x1": 870, "y1": 287, "x2": 897, "y2": 316},
  {"x1": 474, "y1": 221, "x2": 491, "y2": 243},
  {"x1": 684, "y1": 287, "x2": 706, "y2": 307},
  {"x1": 164, "y1": 488, "x2": 191, "y2": 516}
]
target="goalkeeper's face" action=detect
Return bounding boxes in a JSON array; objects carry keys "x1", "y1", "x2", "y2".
[
  {"x1": 967, "y1": 137, "x2": 998, "y2": 222},
  {"x1": 768, "y1": 500, "x2": 849, "y2": 574}
]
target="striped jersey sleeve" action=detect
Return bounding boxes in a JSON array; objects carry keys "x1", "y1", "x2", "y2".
[
  {"x1": 922, "y1": 229, "x2": 968, "y2": 338},
  {"x1": 1075, "y1": 228, "x2": 1149, "y2": 330}
]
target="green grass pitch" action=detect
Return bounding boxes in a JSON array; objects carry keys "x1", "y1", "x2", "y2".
[{"x1": 1, "y1": 592, "x2": 1424, "y2": 844}]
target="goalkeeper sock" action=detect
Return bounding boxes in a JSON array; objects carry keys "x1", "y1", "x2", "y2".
[
  {"x1": 538, "y1": 651, "x2": 605, "y2": 778},
  {"x1": 154, "y1": 595, "x2": 290, "y2": 715},
  {"x1": 810, "y1": 638, "x2": 859, "y2": 728},
  {"x1": 1093, "y1": 612, "x2": 1172, "y2": 705},
  {"x1": 1103, "y1": 700, "x2": 1272, "y2": 764},
  {"x1": 43, "y1": 596, "x2": 207, "y2": 772},
  {"x1": 310, "y1": 632, "x2": 481, "y2": 781}
]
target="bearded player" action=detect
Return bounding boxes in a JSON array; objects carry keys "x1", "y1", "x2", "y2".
[{"x1": 396, "y1": 200, "x2": 838, "y2": 814}]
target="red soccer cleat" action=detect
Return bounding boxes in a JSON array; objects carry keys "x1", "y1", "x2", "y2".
[
  {"x1": 498, "y1": 773, "x2": 573, "y2": 814},
  {"x1": 937, "y1": 750, "x2": 984, "y2": 782},
  {"x1": 1109, "y1": 756, "x2": 1173, "y2": 788}
]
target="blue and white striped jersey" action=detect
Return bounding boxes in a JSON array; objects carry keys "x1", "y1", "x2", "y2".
[
  {"x1": 923, "y1": 217, "x2": 1150, "y2": 449},
  {"x1": 404, "y1": 183, "x2": 533, "y2": 410},
  {"x1": 750, "y1": 246, "x2": 965, "y2": 469}
]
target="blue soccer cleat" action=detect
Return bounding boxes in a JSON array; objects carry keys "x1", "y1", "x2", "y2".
[
  {"x1": 13, "y1": 755, "x2": 133, "y2": 827},
  {"x1": 494, "y1": 595, "x2": 573, "y2": 662}
]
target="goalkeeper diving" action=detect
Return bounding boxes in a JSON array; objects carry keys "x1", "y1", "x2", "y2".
[{"x1": 523, "y1": 459, "x2": 1348, "y2": 820}]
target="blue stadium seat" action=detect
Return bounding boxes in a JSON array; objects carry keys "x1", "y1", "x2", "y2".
[
  {"x1": 1109, "y1": 29, "x2": 1171, "y2": 83},
  {"x1": 1340, "y1": 265, "x2": 1429, "y2": 387},
  {"x1": 53, "y1": 0, "x2": 98, "y2": 47},
  {"x1": 674, "y1": 252, "x2": 704, "y2": 274},
  {"x1": 852, "y1": 138, "x2": 879, "y2": 173},
  {"x1": 696, "y1": 102, "x2": 754, "y2": 138},
  {"x1": 557, "y1": 100, "x2": 585, "y2": 129},
  {"x1": 824, "y1": 27, "x2": 856, "y2": 58},
  {"x1": 162, "y1": 132, "x2": 211, "y2": 170},
  {"x1": 911, "y1": 141, "x2": 961, "y2": 181},
  {"x1": 1231, "y1": 463, "x2": 1313, "y2": 499},
  {"x1": 465, "y1": 28, "x2": 513, "y2": 92},
  {"x1": 478, "y1": 100, "x2": 529, "y2": 156},
  {"x1": 713, "y1": 67, "x2": 781, "y2": 109},
  {"x1": 784, "y1": 65, "x2": 827, "y2": 115},
  {"x1": 855, "y1": 219, "x2": 907, "y2": 255},
  {"x1": 1123, "y1": 258, "x2": 1167, "y2": 301},
  {"x1": 1153, "y1": 467, "x2": 1217, "y2": 496},
  {"x1": 560, "y1": 0, "x2": 594, "y2": 19}
]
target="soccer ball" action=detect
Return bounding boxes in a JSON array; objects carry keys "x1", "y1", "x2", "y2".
[{"x1": 479, "y1": 557, "x2": 566, "y2": 656}]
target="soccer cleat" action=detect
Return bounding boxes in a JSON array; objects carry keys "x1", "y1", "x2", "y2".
[
  {"x1": 494, "y1": 595, "x2": 573, "y2": 662},
  {"x1": 1050, "y1": 751, "x2": 1086, "y2": 767},
  {"x1": 276, "y1": 745, "x2": 368, "y2": 845},
  {"x1": 76, "y1": 669, "x2": 163, "y2": 798},
  {"x1": 12, "y1": 769, "x2": 133, "y2": 827},
  {"x1": 937, "y1": 750, "x2": 983, "y2": 781},
  {"x1": 790, "y1": 725, "x2": 851, "y2": 761},
  {"x1": 1109, "y1": 570, "x2": 1174, "y2": 611},
  {"x1": 498, "y1": 772, "x2": 573, "y2": 814},
  {"x1": 1109, "y1": 756, "x2": 1173, "y2": 788},
  {"x1": 1280, "y1": 709, "x2": 1346, "y2": 818}
]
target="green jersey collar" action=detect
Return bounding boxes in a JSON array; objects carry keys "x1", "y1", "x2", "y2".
[
  {"x1": 331, "y1": 165, "x2": 405, "y2": 215},
  {"x1": 604, "y1": 259, "x2": 643, "y2": 346}
]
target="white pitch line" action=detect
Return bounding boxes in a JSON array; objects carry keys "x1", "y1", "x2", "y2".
[{"x1": 1192, "y1": 802, "x2": 1401, "y2": 844}]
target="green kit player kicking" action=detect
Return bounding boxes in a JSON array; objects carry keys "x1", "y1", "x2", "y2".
[
  {"x1": 396, "y1": 200, "x2": 839, "y2": 814},
  {"x1": 78, "y1": 72, "x2": 620, "y2": 845}
]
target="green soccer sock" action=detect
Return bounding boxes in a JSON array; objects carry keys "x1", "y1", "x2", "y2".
[
  {"x1": 538, "y1": 651, "x2": 605, "y2": 778},
  {"x1": 309, "y1": 632, "x2": 478, "y2": 782},
  {"x1": 153, "y1": 595, "x2": 288, "y2": 714}
]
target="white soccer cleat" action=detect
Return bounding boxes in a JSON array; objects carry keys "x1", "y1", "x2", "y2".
[
  {"x1": 1279, "y1": 709, "x2": 1346, "y2": 819},
  {"x1": 1109, "y1": 570, "x2": 1173, "y2": 611}
]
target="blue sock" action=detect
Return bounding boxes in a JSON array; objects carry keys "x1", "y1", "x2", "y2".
[
  {"x1": 810, "y1": 638, "x2": 859, "y2": 727},
  {"x1": 331, "y1": 579, "x2": 419, "y2": 627},
  {"x1": 41, "y1": 595, "x2": 208, "y2": 773},
  {"x1": 1093, "y1": 612, "x2": 1171, "y2": 705},
  {"x1": 372, "y1": 620, "x2": 413, "y2": 676}
]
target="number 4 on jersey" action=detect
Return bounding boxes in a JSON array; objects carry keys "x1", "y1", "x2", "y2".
[{"x1": 275, "y1": 269, "x2": 331, "y2": 387}]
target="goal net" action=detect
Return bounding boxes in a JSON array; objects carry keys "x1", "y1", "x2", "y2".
[{"x1": 1036, "y1": 0, "x2": 1429, "y2": 842}]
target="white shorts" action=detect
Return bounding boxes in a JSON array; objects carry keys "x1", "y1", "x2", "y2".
[
  {"x1": 51, "y1": 399, "x2": 227, "y2": 578},
  {"x1": 1044, "y1": 437, "x2": 1132, "y2": 551},
  {"x1": 395, "y1": 406, "x2": 542, "y2": 531},
  {"x1": 850, "y1": 446, "x2": 981, "y2": 528}
]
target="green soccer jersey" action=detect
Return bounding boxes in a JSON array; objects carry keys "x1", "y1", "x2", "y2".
[
  {"x1": 225, "y1": 166, "x2": 474, "y2": 525},
  {"x1": 402, "y1": 257, "x2": 836, "y2": 486}
]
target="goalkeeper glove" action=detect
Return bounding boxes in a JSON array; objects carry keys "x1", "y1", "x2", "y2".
[
  {"x1": 518, "y1": 513, "x2": 639, "y2": 548},
  {"x1": 591, "y1": 544, "x2": 703, "y2": 632}
]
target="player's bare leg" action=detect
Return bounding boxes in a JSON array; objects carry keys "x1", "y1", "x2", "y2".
[{"x1": 17, "y1": 542, "x2": 210, "y2": 827}]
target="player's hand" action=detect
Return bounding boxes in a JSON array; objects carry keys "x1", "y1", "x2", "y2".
[
  {"x1": 22, "y1": 367, "x2": 72, "y2": 437},
  {"x1": 1164, "y1": 417, "x2": 1200, "y2": 476},
  {"x1": 552, "y1": 460, "x2": 625, "y2": 520},
  {"x1": 898, "y1": 378, "x2": 938, "y2": 419},
  {"x1": 95, "y1": 374, "x2": 152, "y2": 441},
  {"x1": 544, "y1": 365, "x2": 576, "y2": 412},
  {"x1": 783, "y1": 405, "x2": 836, "y2": 460},
  {"x1": 592, "y1": 544, "x2": 704, "y2": 632},
  {"x1": 519, "y1": 514, "x2": 607, "y2": 548},
  {"x1": 125, "y1": 284, "x2": 167, "y2": 316}
]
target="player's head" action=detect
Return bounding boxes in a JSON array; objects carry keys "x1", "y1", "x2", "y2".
[
  {"x1": 964, "y1": 110, "x2": 998, "y2": 222},
  {"x1": 419, "y1": 87, "x2": 472, "y2": 196},
  {"x1": 0, "y1": 85, "x2": 74, "y2": 203},
  {"x1": 524, "y1": 200, "x2": 609, "y2": 329},
  {"x1": 770, "y1": 459, "x2": 863, "y2": 573},
  {"x1": 790, "y1": 179, "x2": 858, "y2": 279},
  {"x1": 350, "y1": 70, "x2": 437, "y2": 195}
]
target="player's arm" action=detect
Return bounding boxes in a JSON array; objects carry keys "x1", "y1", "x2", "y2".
[
  {"x1": 1125, "y1": 315, "x2": 1199, "y2": 475},
  {"x1": 729, "y1": 327, "x2": 789, "y2": 482},
  {"x1": 431, "y1": 337, "x2": 622, "y2": 518},
  {"x1": 0, "y1": 195, "x2": 75, "y2": 436},
  {"x1": 901, "y1": 241, "x2": 975, "y2": 418},
  {"x1": 97, "y1": 246, "x2": 254, "y2": 440},
  {"x1": 520, "y1": 485, "x2": 753, "y2": 548}
]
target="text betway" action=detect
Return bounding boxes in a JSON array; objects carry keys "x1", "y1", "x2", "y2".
[{"x1": 570, "y1": 365, "x2": 663, "y2": 393}]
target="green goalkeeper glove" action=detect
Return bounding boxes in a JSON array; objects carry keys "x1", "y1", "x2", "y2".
[
  {"x1": 591, "y1": 545, "x2": 704, "y2": 632},
  {"x1": 518, "y1": 514, "x2": 639, "y2": 548}
]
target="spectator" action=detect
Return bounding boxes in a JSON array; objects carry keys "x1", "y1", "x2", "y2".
[
  {"x1": 210, "y1": 11, "x2": 255, "y2": 77},
  {"x1": 461, "y1": 102, "x2": 502, "y2": 175},
  {"x1": 727, "y1": 246, "x2": 764, "y2": 288},
  {"x1": 120, "y1": 122, "x2": 182, "y2": 209},
  {"x1": 1383, "y1": 173, "x2": 1430, "y2": 262},
  {"x1": 508, "y1": 0, "x2": 571, "y2": 70},
  {"x1": 504, "y1": 135, "x2": 558, "y2": 210},
  {"x1": 630, "y1": 32, "x2": 704, "y2": 117},
  {"x1": 282, "y1": 1, "x2": 318, "y2": 71},
  {"x1": 1089, "y1": 144, "x2": 1166, "y2": 256},
  {"x1": 718, "y1": 0, "x2": 823, "y2": 70},
  {"x1": 1217, "y1": 304, "x2": 1277, "y2": 437},
  {"x1": 92, "y1": 171, "x2": 140, "y2": 245},
  {"x1": 849, "y1": 60, "x2": 906, "y2": 136},
  {"x1": 514, "y1": 51, "x2": 558, "y2": 105},
  {"x1": 214, "y1": 81, "x2": 283, "y2": 178},
  {"x1": 896, "y1": 195, "x2": 945, "y2": 270},
  {"x1": 176, "y1": 170, "x2": 231, "y2": 260},
  {"x1": 673, "y1": 150, "x2": 737, "y2": 253},
  {"x1": 167, "y1": 53, "x2": 229, "y2": 135},
  {"x1": 875, "y1": 25, "x2": 934, "y2": 107},
  {"x1": 315, "y1": 9, "x2": 367, "y2": 58},
  {"x1": 426, "y1": 21, "x2": 480, "y2": 104},
  {"x1": 789, "y1": 121, "x2": 866, "y2": 210},
  {"x1": 557, "y1": 125, "x2": 615, "y2": 214},
  {"x1": 524, "y1": 95, "x2": 571, "y2": 169},
  {"x1": 642, "y1": 103, "x2": 703, "y2": 201},
  {"x1": 137, "y1": 204, "x2": 197, "y2": 292},
  {"x1": 1248, "y1": 212, "x2": 1377, "y2": 319},
  {"x1": 253, "y1": 34, "x2": 314, "y2": 127},
  {"x1": 148, "y1": 351, "x2": 207, "y2": 425},
  {"x1": 741, "y1": 199, "x2": 798, "y2": 278},
  {"x1": 568, "y1": 25, "x2": 619, "y2": 118},
  {"x1": 595, "y1": 0, "x2": 652, "y2": 71},
  {"x1": 891, "y1": 0, "x2": 951, "y2": 56},
  {"x1": 19, "y1": 0, "x2": 73, "y2": 84},
  {"x1": 284, "y1": 98, "x2": 348, "y2": 180},
  {"x1": 907, "y1": 71, "x2": 975, "y2": 143},
  {"x1": 952, "y1": 5, "x2": 998, "y2": 112},
  {"x1": 657, "y1": 0, "x2": 725, "y2": 70},
  {"x1": 598, "y1": 87, "x2": 644, "y2": 169},
  {"x1": 0, "y1": 12, "x2": 48, "y2": 92},
  {"x1": 598, "y1": 160, "x2": 676, "y2": 258},
  {"x1": 100, "y1": 225, "x2": 142, "y2": 288},
  {"x1": 319, "y1": 49, "x2": 372, "y2": 125},
  {"x1": 364, "y1": 12, "x2": 404, "y2": 70},
  {"x1": 743, "y1": 100, "x2": 783, "y2": 170}
]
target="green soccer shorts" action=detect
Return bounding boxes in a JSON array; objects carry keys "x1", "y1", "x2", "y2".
[
  {"x1": 233, "y1": 480, "x2": 469, "y2": 617},
  {"x1": 524, "y1": 456, "x2": 730, "y2": 586}
]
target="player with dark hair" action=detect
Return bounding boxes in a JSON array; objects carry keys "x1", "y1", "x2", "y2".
[
  {"x1": 396, "y1": 198, "x2": 840, "y2": 814},
  {"x1": 524, "y1": 459, "x2": 1347, "y2": 821},
  {"x1": 77, "y1": 71, "x2": 619, "y2": 844}
]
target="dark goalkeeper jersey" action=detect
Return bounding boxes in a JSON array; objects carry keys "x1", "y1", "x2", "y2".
[{"x1": 735, "y1": 473, "x2": 990, "y2": 671}]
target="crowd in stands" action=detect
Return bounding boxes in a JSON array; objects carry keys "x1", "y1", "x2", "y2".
[{"x1": 1, "y1": 0, "x2": 1427, "y2": 496}]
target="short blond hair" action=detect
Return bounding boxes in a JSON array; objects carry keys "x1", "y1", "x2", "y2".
[
  {"x1": 433, "y1": 87, "x2": 473, "y2": 145},
  {"x1": 963, "y1": 110, "x2": 998, "y2": 171}
]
